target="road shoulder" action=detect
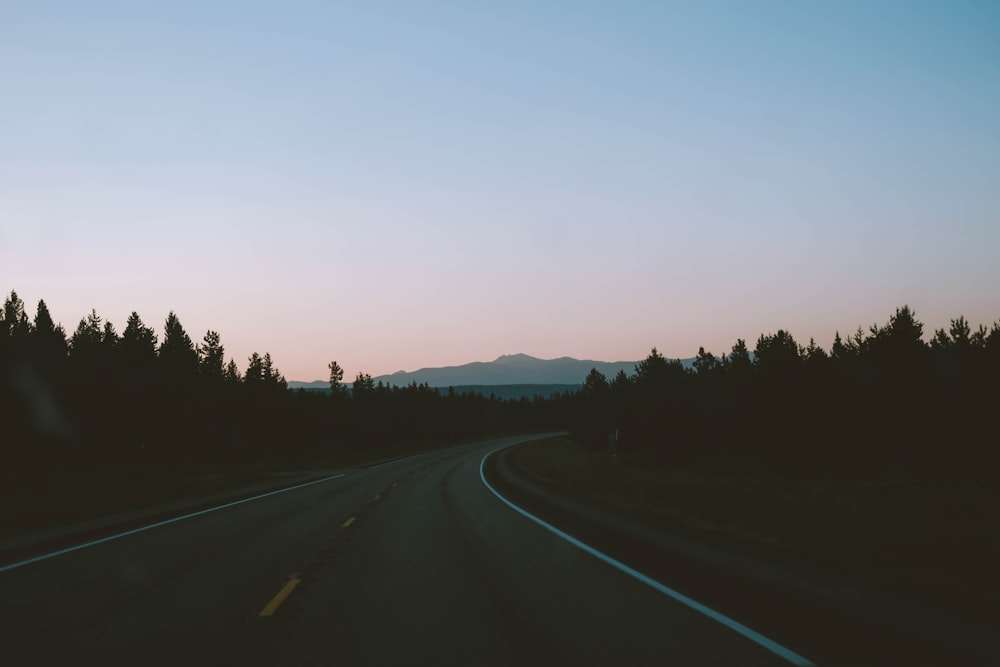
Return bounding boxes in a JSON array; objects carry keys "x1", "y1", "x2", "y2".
[{"x1": 485, "y1": 440, "x2": 997, "y2": 666}]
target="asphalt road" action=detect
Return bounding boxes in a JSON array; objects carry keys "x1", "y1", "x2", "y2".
[{"x1": 1, "y1": 435, "x2": 807, "y2": 666}]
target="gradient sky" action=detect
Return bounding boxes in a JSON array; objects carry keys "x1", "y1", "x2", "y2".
[{"x1": 3, "y1": 1, "x2": 999, "y2": 381}]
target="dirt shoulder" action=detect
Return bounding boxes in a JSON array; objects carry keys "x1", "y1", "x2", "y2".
[{"x1": 488, "y1": 436, "x2": 998, "y2": 666}]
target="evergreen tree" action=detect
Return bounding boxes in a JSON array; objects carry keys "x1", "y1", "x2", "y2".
[
  {"x1": 121, "y1": 312, "x2": 158, "y2": 365},
  {"x1": 353, "y1": 372, "x2": 375, "y2": 395},
  {"x1": 262, "y1": 353, "x2": 286, "y2": 389},
  {"x1": 30, "y1": 300, "x2": 68, "y2": 371},
  {"x1": 726, "y1": 339, "x2": 753, "y2": 373},
  {"x1": 580, "y1": 367, "x2": 610, "y2": 397},
  {"x1": 102, "y1": 321, "x2": 119, "y2": 348},
  {"x1": 754, "y1": 330, "x2": 801, "y2": 375},
  {"x1": 70, "y1": 309, "x2": 104, "y2": 359},
  {"x1": 245, "y1": 352, "x2": 264, "y2": 384},
  {"x1": 831, "y1": 331, "x2": 852, "y2": 361},
  {"x1": 328, "y1": 360, "x2": 346, "y2": 394},
  {"x1": 159, "y1": 311, "x2": 198, "y2": 376},
  {"x1": 801, "y1": 338, "x2": 828, "y2": 366},
  {"x1": 3, "y1": 291, "x2": 32, "y2": 344},
  {"x1": 224, "y1": 358, "x2": 242, "y2": 384},
  {"x1": 693, "y1": 346, "x2": 719, "y2": 375},
  {"x1": 198, "y1": 330, "x2": 225, "y2": 380}
]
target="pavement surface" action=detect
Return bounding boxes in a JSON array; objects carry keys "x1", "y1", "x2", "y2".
[{"x1": 1, "y1": 434, "x2": 988, "y2": 666}]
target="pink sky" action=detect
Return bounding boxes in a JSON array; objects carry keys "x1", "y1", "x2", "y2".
[{"x1": 3, "y1": 2, "x2": 999, "y2": 381}]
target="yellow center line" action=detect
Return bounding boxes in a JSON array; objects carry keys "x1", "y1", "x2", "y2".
[
  {"x1": 259, "y1": 578, "x2": 301, "y2": 617},
  {"x1": 341, "y1": 516, "x2": 356, "y2": 528}
]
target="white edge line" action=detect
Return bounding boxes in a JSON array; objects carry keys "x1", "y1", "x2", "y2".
[
  {"x1": 0, "y1": 472, "x2": 347, "y2": 574},
  {"x1": 478, "y1": 448, "x2": 816, "y2": 667}
]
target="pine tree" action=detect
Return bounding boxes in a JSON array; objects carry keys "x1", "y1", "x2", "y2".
[
  {"x1": 70, "y1": 309, "x2": 104, "y2": 359},
  {"x1": 693, "y1": 346, "x2": 719, "y2": 375},
  {"x1": 224, "y1": 358, "x2": 242, "y2": 384},
  {"x1": 159, "y1": 311, "x2": 198, "y2": 377},
  {"x1": 30, "y1": 300, "x2": 68, "y2": 371},
  {"x1": 3, "y1": 291, "x2": 32, "y2": 345},
  {"x1": 353, "y1": 372, "x2": 374, "y2": 395},
  {"x1": 121, "y1": 312, "x2": 158, "y2": 365},
  {"x1": 261, "y1": 353, "x2": 286, "y2": 389},
  {"x1": 198, "y1": 330, "x2": 225, "y2": 380},
  {"x1": 328, "y1": 360, "x2": 346, "y2": 394},
  {"x1": 245, "y1": 352, "x2": 264, "y2": 385}
]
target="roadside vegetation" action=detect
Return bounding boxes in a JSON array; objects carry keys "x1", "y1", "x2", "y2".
[
  {"x1": 520, "y1": 306, "x2": 1000, "y2": 613},
  {"x1": 512, "y1": 436, "x2": 998, "y2": 612}
]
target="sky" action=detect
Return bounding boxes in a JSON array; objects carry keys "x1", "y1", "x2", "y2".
[{"x1": 2, "y1": 1, "x2": 999, "y2": 381}]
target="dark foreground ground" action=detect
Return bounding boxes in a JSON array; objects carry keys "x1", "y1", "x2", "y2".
[
  {"x1": 506, "y1": 436, "x2": 999, "y2": 665},
  {"x1": 1, "y1": 435, "x2": 789, "y2": 666},
  {"x1": 1, "y1": 434, "x2": 994, "y2": 666}
]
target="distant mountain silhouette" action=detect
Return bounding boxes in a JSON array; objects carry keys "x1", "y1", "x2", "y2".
[
  {"x1": 375, "y1": 354, "x2": 640, "y2": 387},
  {"x1": 288, "y1": 354, "x2": 696, "y2": 390},
  {"x1": 287, "y1": 380, "x2": 330, "y2": 390}
]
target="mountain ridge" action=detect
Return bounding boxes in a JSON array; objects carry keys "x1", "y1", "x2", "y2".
[{"x1": 288, "y1": 353, "x2": 697, "y2": 389}]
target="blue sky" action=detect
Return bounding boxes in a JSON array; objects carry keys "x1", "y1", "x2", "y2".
[{"x1": 3, "y1": 1, "x2": 999, "y2": 380}]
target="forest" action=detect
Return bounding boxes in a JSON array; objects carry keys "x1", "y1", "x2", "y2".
[
  {"x1": 573, "y1": 306, "x2": 1000, "y2": 477},
  {"x1": 3, "y1": 290, "x2": 998, "y2": 478},
  {"x1": 0, "y1": 291, "x2": 569, "y2": 467}
]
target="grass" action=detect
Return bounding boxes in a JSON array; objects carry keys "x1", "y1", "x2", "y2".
[{"x1": 512, "y1": 436, "x2": 999, "y2": 613}]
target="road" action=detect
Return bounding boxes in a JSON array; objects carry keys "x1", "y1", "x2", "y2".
[{"x1": 1, "y1": 435, "x2": 808, "y2": 666}]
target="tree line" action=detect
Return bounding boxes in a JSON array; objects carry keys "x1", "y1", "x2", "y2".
[
  {"x1": 0, "y1": 291, "x2": 569, "y2": 466},
  {"x1": 572, "y1": 306, "x2": 1000, "y2": 477},
  {"x1": 5, "y1": 291, "x2": 995, "y2": 477}
]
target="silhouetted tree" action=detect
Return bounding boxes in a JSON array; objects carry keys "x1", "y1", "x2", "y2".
[
  {"x1": 353, "y1": 372, "x2": 374, "y2": 395},
  {"x1": 69, "y1": 310, "x2": 104, "y2": 360},
  {"x1": 198, "y1": 330, "x2": 225, "y2": 381},
  {"x1": 245, "y1": 352, "x2": 264, "y2": 385},
  {"x1": 726, "y1": 339, "x2": 753, "y2": 377},
  {"x1": 328, "y1": 360, "x2": 346, "y2": 394},
  {"x1": 261, "y1": 353, "x2": 287, "y2": 390},
  {"x1": 159, "y1": 311, "x2": 198, "y2": 379},
  {"x1": 2, "y1": 291, "x2": 31, "y2": 345},
  {"x1": 121, "y1": 312, "x2": 158, "y2": 364},
  {"x1": 29, "y1": 299, "x2": 68, "y2": 375},
  {"x1": 575, "y1": 368, "x2": 611, "y2": 448},
  {"x1": 693, "y1": 346, "x2": 720, "y2": 375},
  {"x1": 754, "y1": 329, "x2": 801, "y2": 378},
  {"x1": 224, "y1": 358, "x2": 241, "y2": 384}
]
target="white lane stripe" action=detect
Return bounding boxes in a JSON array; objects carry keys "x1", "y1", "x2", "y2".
[
  {"x1": 0, "y1": 472, "x2": 348, "y2": 574},
  {"x1": 478, "y1": 449, "x2": 815, "y2": 667}
]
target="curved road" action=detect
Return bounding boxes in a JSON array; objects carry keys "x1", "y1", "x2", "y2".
[{"x1": 1, "y1": 435, "x2": 807, "y2": 666}]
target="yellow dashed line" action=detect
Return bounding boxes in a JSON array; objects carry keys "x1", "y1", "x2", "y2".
[
  {"x1": 341, "y1": 516, "x2": 356, "y2": 528},
  {"x1": 259, "y1": 578, "x2": 300, "y2": 617}
]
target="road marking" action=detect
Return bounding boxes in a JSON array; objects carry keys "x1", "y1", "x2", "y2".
[
  {"x1": 479, "y1": 449, "x2": 815, "y2": 667},
  {"x1": 0, "y1": 473, "x2": 348, "y2": 574},
  {"x1": 373, "y1": 494, "x2": 382, "y2": 502},
  {"x1": 341, "y1": 517, "x2": 356, "y2": 528},
  {"x1": 259, "y1": 577, "x2": 301, "y2": 617}
]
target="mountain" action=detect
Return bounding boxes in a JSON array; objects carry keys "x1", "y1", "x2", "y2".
[
  {"x1": 286, "y1": 380, "x2": 330, "y2": 390},
  {"x1": 289, "y1": 353, "x2": 698, "y2": 391},
  {"x1": 366, "y1": 354, "x2": 632, "y2": 387},
  {"x1": 374, "y1": 353, "x2": 698, "y2": 387}
]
